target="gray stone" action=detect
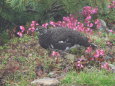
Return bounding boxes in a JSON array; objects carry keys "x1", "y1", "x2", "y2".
[
  {"x1": 31, "y1": 77, "x2": 60, "y2": 86},
  {"x1": 99, "y1": 19, "x2": 108, "y2": 31}
]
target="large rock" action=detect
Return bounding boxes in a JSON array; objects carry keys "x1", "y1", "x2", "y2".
[{"x1": 31, "y1": 77, "x2": 60, "y2": 86}]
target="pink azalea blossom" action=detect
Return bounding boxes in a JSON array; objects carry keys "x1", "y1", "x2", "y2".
[
  {"x1": 94, "y1": 19, "x2": 101, "y2": 29},
  {"x1": 108, "y1": 1, "x2": 115, "y2": 8},
  {"x1": 101, "y1": 62, "x2": 111, "y2": 70},
  {"x1": 30, "y1": 23, "x2": 35, "y2": 27},
  {"x1": 85, "y1": 15, "x2": 92, "y2": 20},
  {"x1": 17, "y1": 32, "x2": 23, "y2": 37},
  {"x1": 82, "y1": 6, "x2": 92, "y2": 17},
  {"x1": 77, "y1": 61, "x2": 84, "y2": 68},
  {"x1": 94, "y1": 19, "x2": 100, "y2": 24},
  {"x1": 75, "y1": 58, "x2": 86, "y2": 69},
  {"x1": 87, "y1": 23, "x2": 93, "y2": 27},
  {"x1": 85, "y1": 28, "x2": 93, "y2": 34},
  {"x1": 93, "y1": 49, "x2": 105, "y2": 58},
  {"x1": 20, "y1": 26, "x2": 25, "y2": 32},
  {"x1": 85, "y1": 46, "x2": 93, "y2": 53},
  {"x1": 32, "y1": 21, "x2": 36, "y2": 24},
  {"x1": 28, "y1": 27, "x2": 35, "y2": 32},
  {"x1": 106, "y1": 41, "x2": 112, "y2": 46},
  {"x1": 50, "y1": 21, "x2": 56, "y2": 27},
  {"x1": 82, "y1": 6, "x2": 98, "y2": 17},
  {"x1": 36, "y1": 23, "x2": 39, "y2": 26},
  {"x1": 63, "y1": 16, "x2": 70, "y2": 22},
  {"x1": 51, "y1": 51, "x2": 60, "y2": 57},
  {"x1": 84, "y1": 20, "x2": 90, "y2": 24},
  {"x1": 42, "y1": 23, "x2": 48, "y2": 28},
  {"x1": 89, "y1": 57, "x2": 94, "y2": 61},
  {"x1": 91, "y1": 7, "x2": 98, "y2": 14},
  {"x1": 108, "y1": 30, "x2": 113, "y2": 33}
]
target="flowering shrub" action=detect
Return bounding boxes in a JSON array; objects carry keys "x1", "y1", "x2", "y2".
[
  {"x1": 17, "y1": 21, "x2": 39, "y2": 37},
  {"x1": 17, "y1": 6, "x2": 108, "y2": 37},
  {"x1": 93, "y1": 49, "x2": 105, "y2": 58},
  {"x1": 108, "y1": 1, "x2": 115, "y2": 8},
  {"x1": 82, "y1": 6, "x2": 98, "y2": 17},
  {"x1": 40, "y1": 6, "x2": 102, "y2": 35}
]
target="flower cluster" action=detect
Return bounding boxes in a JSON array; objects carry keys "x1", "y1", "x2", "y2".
[
  {"x1": 17, "y1": 6, "x2": 102, "y2": 37},
  {"x1": 106, "y1": 41, "x2": 113, "y2": 46},
  {"x1": 41, "y1": 15, "x2": 93, "y2": 34},
  {"x1": 101, "y1": 62, "x2": 111, "y2": 70},
  {"x1": 93, "y1": 49, "x2": 105, "y2": 58},
  {"x1": 17, "y1": 21, "x2": 39, "y2": 37},
  {"x1": 17, "y1": 26, "x2": 25, "y2": 37},
  {"x1": 28, "y1": 21, "x2": 39, "y2": 33},
  {"x1": 51, "y1": 51, "x2": 60, "y2": 57},
  {"x1": 42, "y1": 23, "x2": 48, "y2": 28},
  {"x1": 82, "y1": 6, "x2": 98, "y2": 17},
  {"x1": 82, "y1": 6, "x2": 101, "y2": 29},
  {"x1": 85, "y1": 47, "x2": 105, "y2": 61},
  {"x1": 85, "y1": 46, "x2": 93, "y2": 53},
  {"x1": 108, "y1": 1, "x2": 115, "y2": 8},
  {"x1": 75, "y1": 58, "x2": 86, "y2": 69},
  {"x1": 41, "y1": 6, "x2": 101, "y2": 34}
]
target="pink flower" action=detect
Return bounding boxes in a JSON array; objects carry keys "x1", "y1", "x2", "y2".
[
  {"x1": 42, "y1": 23, "x2": 48, "y2": 28},
  {"x1": 89, "y1": 57, "x2": 94, "y2": 61},
  {"x1": 93, "y1": 49, "x2": 105, "y2": 58},
  {"x1": 94, "y1": 19, "x2": 100, "y2": 24},
  {"x1": 75, "y1": 58, "x2": 86, "y2": 69},
  {"x1": 51, "y1": 51, "x2": 60, "y2": 57},
  {"x1": 63, "y1": 16, "x2": 70, "y2": 22},
  {"x1": 101, "y1": 62, "x2": 111, "y2": 70},
  {"x1": 32, "y1": 21, "x2": 36, "y2": 24},
  {"x1": 108, "y1": 5, "x2": 112, "y2": 8},
  {"x1": 108, "y1": 1, "x2": 115, "y2": 8},
  {"x1": 50, "y1": 21, "x2": 56, "y2": 27},
  {"x1": 77, "y1": 61, "x2": 84, "y2": 68},
  {"x1": 76, "y1": 61, "x2": 84, "y2": 68},
  {"x1": 108, "y1": 30, "x2": 113, "y2": 33},
  {"x1": 91, "y1": 7, "x2": 98, "y2": 14},
  {"x1": 85, "y1": 46, "x2": 93, "y2": 53},
  {"x1": 106, "y1": 41, "x2": 112, "y2": 46},
  {"x1": 36, "y1": 23, "x2": 39, "y2": 26},
  {"x1": 82, "y1": 6, "x2": 92, "y2": 16},
  {"x1": 87, "y1": 23, "x2": 93, "y2": 27},
  {"x1": 93, "y1": 52, "x2": 100, "y2": 58},
  {"x1": 20, "y1": 26, "x2": 25, "y2": 32},
  {"x1": 94, "y1": 19, "x2": 101, "y2": 29},
  {"x1": 28, "y1": 27, "x2": 35, "y2": 32},
  {"x1": 99, "y1": 50, "x2": 105, "y2": 56},
  {"x1": 30, "y1": 24, "x2": 35, "y2": 27},
  {"x1": 85, "y1": 15, "x2": 92, "y2": 20},
  {"x1": 85, "y1": 28, "x2": 93, "y2": 34},
  {"x1": 17, "y1": 32, "x2": 23, "y2": 37},
  {"x1": 82, "y1": 6, "x2": 98, "y2": 17}
]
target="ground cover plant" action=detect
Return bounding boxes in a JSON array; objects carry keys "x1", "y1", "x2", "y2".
[{"x1": 0, "y1": 2, "x2": 115, "y2": 86}]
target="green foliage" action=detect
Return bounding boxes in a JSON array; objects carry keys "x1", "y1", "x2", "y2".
[
  {"x1": 61, "y1": 68, "x2": 115, "y2": 86},
  {"x1": 0, "y1": 31, "x2": 10, "y2": 44},
  {"x1": 9, "y1": 35, "x2": 32, "y2": 44},
  {"x1": 0, "y1": 0, "x2": 114, "y2": 31},
  {"x1": 62, "y1": 0, "x2": 88, "y2": 14}
]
